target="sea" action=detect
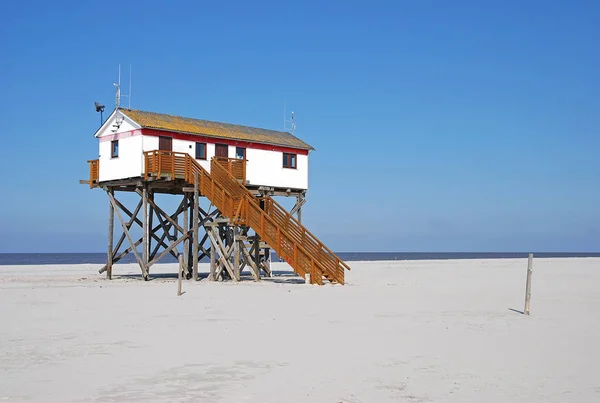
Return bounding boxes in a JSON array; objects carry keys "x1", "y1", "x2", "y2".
[{"x1": 0, "y1": 252, "x2": 599, "y2": 265}]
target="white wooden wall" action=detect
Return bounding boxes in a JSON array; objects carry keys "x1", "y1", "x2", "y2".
[
  {"x1": 96, "y1": 126, "x2": 308, "y2": 189},
  {"x1": 168, "y1": 138, "x2": 309, "y2": 190}
]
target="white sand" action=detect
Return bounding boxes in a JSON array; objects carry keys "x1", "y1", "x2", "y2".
[{"x1": 1, "y1": 258, "x2": 599, "y2": 402}]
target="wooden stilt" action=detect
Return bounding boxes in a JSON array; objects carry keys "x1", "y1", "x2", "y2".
[
  {"x1": 209, "y1": 229, "x2": 216, "y2": 281},
  {"x1": 296, "y1": 194, "x2": 303, "y2": 223},
  {"x1": 147, "y1": 191, "x2": 154, "y2": 269},
  {"x1": 254, "y1": 234, "x2": 261, "y2": 271},
  {"x1": 264, "y1": 247, "x2": 271, "y2": 277},
  {"x1": 193, "y1": 173, "x2": 199, "y2": 280},
  {"x1": 142, "y1": 185, "x2": 149, "y2": 272},
  {"x1": 107, "y1": 188, "x2": 114, "y2": 280},
  {"x1": 233, "y1": 227, "x2": 240, "y2": 281},
  {"x1": 173, "y1": 215, "x2": 178, "y2": 241},
  {"x1": 187, "y1": 201, "x2": 193, "y2": 274},
  {"x1": 183, "y1": 196, "x2": 189, "y2": 276}
]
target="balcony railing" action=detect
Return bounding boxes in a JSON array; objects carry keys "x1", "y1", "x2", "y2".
[{"x1": 88, "y1": 159, "x2": 99, "y2": 189}]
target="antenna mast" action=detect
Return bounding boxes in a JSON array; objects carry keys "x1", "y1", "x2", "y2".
[
  {"x1": 114, "y1": 64, "x2": 121, "y2": 109},
  {"x1": 114, "y1": 64, "x2": 132, "y2": 109},
  {"x1": 128, "y1": 64, "x2": 132, "y2": 108},
  {"x1": 284, "y1": 101, "x2": 296, "y2": 135}
]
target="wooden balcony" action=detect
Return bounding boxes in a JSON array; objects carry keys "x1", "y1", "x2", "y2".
[
  {"x1": 143, "y1": 151, "x2": 246, "y2": 184},
  {"x1": 88, "y1": 159, "x2": 99, "y2": 189}
]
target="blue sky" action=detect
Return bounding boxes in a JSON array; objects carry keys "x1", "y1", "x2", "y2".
[{"x1": 0, "y1": 0, "x2": 598, "y2": 252}]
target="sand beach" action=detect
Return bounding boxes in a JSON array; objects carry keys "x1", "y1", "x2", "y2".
[{"x1": 1, "y1": 258, "x2": 599, "y2": 402}]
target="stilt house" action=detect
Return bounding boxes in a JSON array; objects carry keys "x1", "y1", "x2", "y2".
[{"x1": 85, "y1": 108, "x2": 350, "y2": 285}]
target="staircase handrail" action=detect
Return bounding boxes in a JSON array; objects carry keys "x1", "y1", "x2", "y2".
[{"x1": 210, "y1": 158, "x2": 349, "y2": 283}]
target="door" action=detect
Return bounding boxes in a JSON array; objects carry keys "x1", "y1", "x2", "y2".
[
  {"x1": 215, "y1": 143, "x2": 228, "y2": 158},
  {"x1": 159, "y1": 136, "x2": 172, "y2": 151}
]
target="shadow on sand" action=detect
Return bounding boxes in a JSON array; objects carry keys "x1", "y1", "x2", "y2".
[
  {"x1": 115, "y1": 272, "x2": 208, "y2": 281},
  {"x1": 508, "y1": 308, "x2": 524, "y2": 315},
  {"x1": 114, "y1": 271, "x2": 305, "y2": 284}
]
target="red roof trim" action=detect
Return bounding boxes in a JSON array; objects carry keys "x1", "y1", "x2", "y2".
[{"x1": 141, "y1": 128, "x2": 310, "y2": 155}]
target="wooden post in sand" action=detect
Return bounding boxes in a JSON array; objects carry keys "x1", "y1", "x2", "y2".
[
  {"x1": 177, "y1": 254, "x2": 183, "y2": 296},
  {"x1": 524, "y1": 253, "x2": 533, "y2": 315}
]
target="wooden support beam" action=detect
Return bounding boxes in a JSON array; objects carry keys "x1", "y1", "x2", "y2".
[
  {"x1": 240, "y1": 240, "x2": 260, "y2": 281},
  {"x1": 100, "y1": 216, "x2": 185, "y2": 274},
  {"x1": 209, "y1": 229, "x2": 216, "y2": 281},
  {"x1": 206, "y1": 227, "x2": 237, "y2": 281},
  {"x1": 153, "y1": 203, "x2": 179, "y2": 247},
  {"x1": 145, "y1": 194, "x2": 187, "y2": 234},
  {"x1": 263, "y1": 247, "x2": 271, "y2": 277},
  {"x1": 233, "y1": 227, "x2": 240, "y2": 281},
  {"x1": 107, "y1": 189, "x2": 114, "y2": 280},
  {"x1": 109, "y1": 237, "x2": 144, "y2": 265},
  {"x1": 150, "y1": 196, "x2": 187, "y2": 244},
  {"x1": 106, "y1": 198, "x2": 143, "y2": 271},
  {"x1": 187, "y1": 200, "x2": 193, "y2": 275},
  {"x1": 147, "y1": 191, "x2": 154, "y2": 268},
  {"x1": 150, "y1": 221, "x2": 172, "y2": 260},
  {"x1": 254, "y1": 234, "x2": 261, "y2": 271},
  {"x1": 98, "y1": 199, "x2": 175, "y2": 274},
  {"x1": 290, "y1": 195, "x2": 306, "y2": 222},
  {"x1": 193, "y1": 173, "x2": 199, "y2": 281},
  {"x1": 183, "y1": 196, "x2": 189, "y2": 275},
  {"x1": 148, "y1": 232, "x2": 190, "y2": 268},
  {"x1": 148, "y1": 199, "x2": 188, "y2": 261},
  {"x1": 108, "y1": 192, "x2": 148, "y2": 279},
  {"x1": 142, "y1": 185, "x2": 149, "y2": 269}
]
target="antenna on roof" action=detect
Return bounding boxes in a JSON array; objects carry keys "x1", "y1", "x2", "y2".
[
  {"x1": 113, "y1": 64, "x2": 121, "y2": 109},
  {"x1": 283, "y1": 101, "x2": 296, "y2": 135},
  {"x1": 114, "y1": 64, "x2": 132, "y2": 109}
]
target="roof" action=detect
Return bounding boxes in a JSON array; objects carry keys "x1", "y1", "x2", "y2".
[{"x1": 118, "y1": 108, "x2": 314, "y2": 150}]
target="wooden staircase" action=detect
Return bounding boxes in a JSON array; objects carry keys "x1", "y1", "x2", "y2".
[{"x1": 144, "y1": 150, "x2": 350, "y2": 284}]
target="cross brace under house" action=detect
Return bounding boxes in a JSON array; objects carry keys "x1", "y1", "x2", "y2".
[{"x1": 100, "y1": 185, "x2": 273, "y2": 282}]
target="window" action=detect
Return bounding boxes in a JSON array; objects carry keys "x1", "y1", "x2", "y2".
[
  {"x1": 283, "y1": 153, "x2": 297, "y2": 169},
  {"x1": 111, "y1": 140, "x2": 119, "y2": 158},
  {"x1": 159, "y1": 136, "x2": 172, "y2": 151},
  {"x1": 236, "y1": 147, "x2": 246, "y2": 160},
  {"x1": 215, "y1": 143, "x2": 228, "y2": 158},
  {"x1": 195, "y1": 142, "x2": 207, "y2": 160}
]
